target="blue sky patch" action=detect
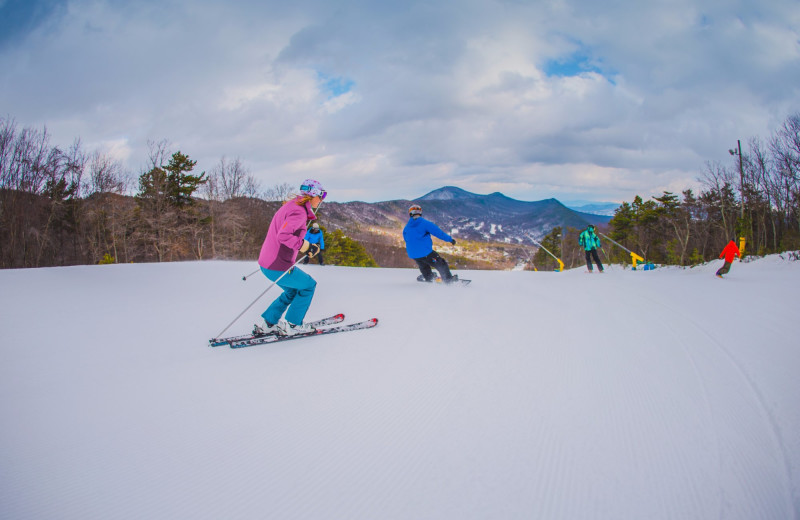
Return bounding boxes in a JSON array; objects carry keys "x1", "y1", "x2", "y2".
[
  {"x1": 318, "y1": 73, "x2": 355, "y2": 98},
  {"x1": 544, "y1": 51, "x2": 601, "y2": 77},
  {"x1": 0, "y1": 0, "x2": 66, "y2": 49},
  {"x1": 544, "y1": 50, "x2": 617, "y2": 86}
]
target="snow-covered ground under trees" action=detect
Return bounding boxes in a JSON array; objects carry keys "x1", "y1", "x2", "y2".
[{"x1": 1, "y1": 255, "x2": 799, "y2": 520}]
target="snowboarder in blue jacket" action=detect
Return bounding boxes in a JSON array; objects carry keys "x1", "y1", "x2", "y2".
[
  {"x1": 302, "y1": 222, "x2": 325, "y2": 265},
  {"x1": 579, "y1": 224, "x2": 604, "y2": 273},
  {"x1": 403, "y1": 204, "x2": 458, "y2": 283}
]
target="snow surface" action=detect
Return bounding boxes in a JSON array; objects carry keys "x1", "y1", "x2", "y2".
[{"x1": 1, "y1": 256, "x2": 799, "y2": 520}]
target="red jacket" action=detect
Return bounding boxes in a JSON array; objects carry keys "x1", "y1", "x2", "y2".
[{"x1": 720, "y1": 241, "x2": 741, "y2": 263}]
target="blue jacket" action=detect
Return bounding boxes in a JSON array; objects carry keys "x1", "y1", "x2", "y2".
[
  {"x1": 403, "y1": 217, "x2": 453, "y2": 259},
  {"x1": 304, "y1": 228, "x2": 325, "y2": 249},
  {"x1": 579, "y1": 228, "x2": 601, "y2": 251}
]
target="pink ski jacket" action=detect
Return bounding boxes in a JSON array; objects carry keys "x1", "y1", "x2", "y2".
[{"x1": 258, "y1": 197, "x2": 317, "y2": 271}]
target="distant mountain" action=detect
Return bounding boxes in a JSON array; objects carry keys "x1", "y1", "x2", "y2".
[
  {"x1": 319, "y1": 187, "x2": 611, "y2": 268},
  {"x1": 564, "y1": 202, "x2": 620, "y2": 217},
  {"x1": 417, "y1": 186, "x2": 481, "y2": 201},
  {"x1": 408, "y1": 187, "x2": 610, "y2": 243}
]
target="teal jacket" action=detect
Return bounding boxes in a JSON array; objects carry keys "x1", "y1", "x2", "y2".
[{"x1": 579, "y1": 228, "x2": 601, "y2": 251}]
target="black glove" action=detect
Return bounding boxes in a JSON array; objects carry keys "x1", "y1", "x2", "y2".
[
  {"x1": 308, "y1": 243, "x2": 321, "y2": 257},
  {"x1": 451, "y1": 239, "x2": 457, "y2": 245}
]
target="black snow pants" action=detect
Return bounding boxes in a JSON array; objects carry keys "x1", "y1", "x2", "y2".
[
  {"x1": 302, "y1": 251, "x2": 324, "y2": 265},
  {"x1": 414, "y1": 251, "x2": 453, "y2": 281},
  {"x1": 585, "y1": 248, "x2": 604, "y2": 272}
]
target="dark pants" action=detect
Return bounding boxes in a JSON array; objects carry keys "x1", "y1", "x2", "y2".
[
  {"x1": 585, "y1": 249, "x2": 604, "y2": 271},
  {"x1": 414, "y1": 251, "x2": 453, "y2": 281},
  {"x1": 302, "y1": 251, "x2": 324, "y2": 265},
  {"x1": 716, "y1": 261, "x2": 732, "y2": 276}
]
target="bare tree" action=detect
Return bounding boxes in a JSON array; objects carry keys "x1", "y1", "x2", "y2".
[
  {"x1": 700, "y1": 161, "x2": 737, "y2": 238},
  {"x1": 209, "y1": 156, "x2": 260, "y2": 200},
  {"x1": 135, "y1": 139, "x2": 175, "y2": 262},
  {"x1": 263, "y1": 182, "x2": 295, "y2": 201},
  {"x1": 770, "y1": 116, "x2": 800, "y2": 240},
  {"x1": 80, "y1": 150, "x2": 133, "y2": 263},
  {"x1": 85, "y1": 149, "x2": 128, "y2": 196}
]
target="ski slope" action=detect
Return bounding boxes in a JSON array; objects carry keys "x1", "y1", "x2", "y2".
[{"x1": 1, "y1": 256, "x2": 799, "y2": 520}]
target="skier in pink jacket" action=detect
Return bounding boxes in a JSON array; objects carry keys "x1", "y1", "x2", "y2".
[{"x1": 255, "y1": 179, "x2": 326, "y2": 336}]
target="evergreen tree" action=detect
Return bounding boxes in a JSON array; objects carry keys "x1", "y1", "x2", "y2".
[
  {"x1": 533, "y1": 226, "x2": 563, "y2": 271},
  {"x1": 323, "y1": 228, "x2": 378, "y2": 267},
  {"x1": 164, "y1": 152, "x2": 206, "y2": 207},
  {"x1": 137, "y1": 151, "x2": 206, "y2": 208},
  {"x1": 135, "y1": 151, "x2": 207, "y2": 261}
]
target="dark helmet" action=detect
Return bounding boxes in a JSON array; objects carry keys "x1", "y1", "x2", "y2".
[
  {"x1": 588, "y1": 224, "x2": 595, "y2": 230},
  {"x1": 409, "y1": 204, "x2": 422, "y2": 217}
]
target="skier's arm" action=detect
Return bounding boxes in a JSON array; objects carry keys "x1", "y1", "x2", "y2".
[
  {"x1": 320, "y1": 233, "x2": 325, "y2": 250},
  {"x1": 425, "y1": 220, "x2": 453, "y2": 243}
]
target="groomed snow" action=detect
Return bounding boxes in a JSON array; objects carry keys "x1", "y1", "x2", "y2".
[{"x1": 1, "y1": 256, "x2": 799, "y2": 519}]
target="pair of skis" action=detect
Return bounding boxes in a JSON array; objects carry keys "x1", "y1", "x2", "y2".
[{"x1": 209, "y1": 313, "x2": 378, "y2": 349}]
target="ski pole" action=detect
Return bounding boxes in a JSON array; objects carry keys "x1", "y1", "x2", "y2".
[
  {"x1": 216, "y1": 254, "x2": 308, "y2": 338},
  {"x1": 242, "y1": 268, "x2": 260, "y2": 281}
]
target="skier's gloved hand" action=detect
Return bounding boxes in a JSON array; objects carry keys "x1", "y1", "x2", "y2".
[
  {"x1": 308, "y1": 243, "x2": 321, "y2": 257},
  {"x1": 451, "y1": 239, "x2": 457, "y2": 245},
  {"x1": 300, "y1": 240, "x2": 311, "y2": 253}
]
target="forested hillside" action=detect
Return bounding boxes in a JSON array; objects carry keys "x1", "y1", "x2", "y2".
[
  {"x1": 2, "y1": 113, "x2": 798, "y2": 270},
  {"x1": 529, "y1": 114, "x2": 800, "y2": 270}
]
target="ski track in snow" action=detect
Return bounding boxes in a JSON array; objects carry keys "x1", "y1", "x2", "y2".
[
  {"x1": 0, "y1": 258, "x2": 799, "y2": 520},
  {"x1": 628, "y1": 286, "x2": 785, "y2": 519},
  {"x1": 631, "y1": 281, "x2": 796, "y2": 518}
]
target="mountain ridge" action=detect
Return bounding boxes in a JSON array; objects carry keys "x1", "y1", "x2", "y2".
[{"x1": 319, "y1": 186, "x2": 613, "y2": 268}]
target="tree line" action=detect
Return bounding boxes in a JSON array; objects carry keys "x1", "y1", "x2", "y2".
[
  {"x1": 531, "y1": 113, "x2": 800, "y2": 270},
  {"x1": 0, "y1": 118, "x2": 376, "y2": 268},
  {"x1": 3, "y1": 112, "x2": 798, "y2": 270}
]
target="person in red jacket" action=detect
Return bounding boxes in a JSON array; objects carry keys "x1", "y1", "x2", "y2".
[{"x1": 716, "y1": 239, "x2": 741, "y2": 278}]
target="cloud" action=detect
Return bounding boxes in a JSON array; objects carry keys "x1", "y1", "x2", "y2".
[{"x1": 1, "y1": 0, "x2": 798, "y2": 203}]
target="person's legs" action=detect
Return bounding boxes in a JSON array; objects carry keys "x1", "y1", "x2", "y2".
[
  {"x1": 414, "y1": 257, "x2": 435, "y2": 281},
  {"x1": 585, "y1": 250, "x2": 593, "y2": 271},
  {"x1": 590, "y1": 249, "x2": 604, "y2": 271},
  {"x1": 716, "y1": 261, "x2": 732, "y2": 276},
  {"x1": 426, "y1": 251, "x2": 453, "y2": 280},
  {"x1": 260, "y1": 267, "x2": 317, "y2": 325},
  {"x1": 262, "y1": 287, "x2": 296, "y2": 324}
]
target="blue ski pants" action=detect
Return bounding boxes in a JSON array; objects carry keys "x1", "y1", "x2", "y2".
[{"x1": 260, "y1": 266, "x2": 317, "y2": 326}]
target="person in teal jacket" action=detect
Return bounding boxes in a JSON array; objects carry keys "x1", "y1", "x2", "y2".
[
  {"x1": 302, "y1": 222, "x2": 325, "y2": 265},
  {"x1": 579, "y1": 224, "x2": 604, "y2": 273}
]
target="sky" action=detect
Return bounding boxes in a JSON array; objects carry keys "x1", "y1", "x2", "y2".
[{"x1": 1, "y1": 0, "x2": 799, "y2": 203}]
